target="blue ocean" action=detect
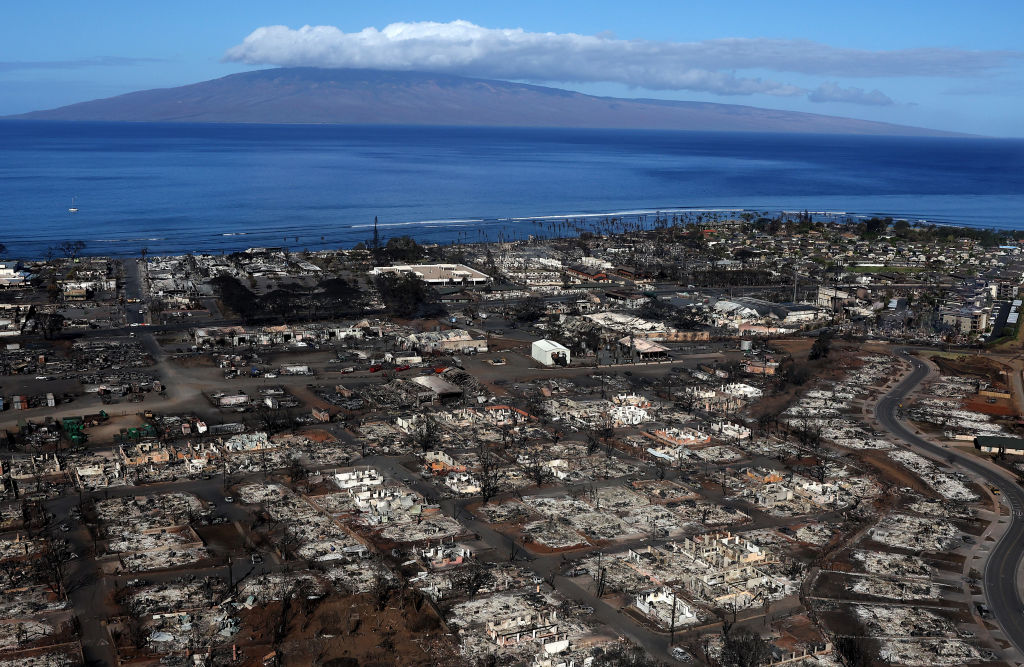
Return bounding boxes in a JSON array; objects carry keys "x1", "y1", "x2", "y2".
[{"x1": 1, "y1": 120, "x2": 1022, "y2": 257}]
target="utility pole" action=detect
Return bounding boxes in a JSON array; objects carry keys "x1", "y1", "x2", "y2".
[
  {"x1": 670, "y1": 593, "x2": 677, "y2": 644},
  {"x1": 372, "y1": 216, "x2": 381, "y2": 264}
]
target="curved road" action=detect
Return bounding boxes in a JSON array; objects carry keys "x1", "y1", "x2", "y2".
[{"x1": 877, "y1": 350, "x2": 1024, "y2": 653}]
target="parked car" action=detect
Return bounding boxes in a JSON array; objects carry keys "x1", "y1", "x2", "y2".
[
  {"x1": 395, "y1": 364, "x2": 411, "y2": 372},
  {"x1": 369, "y1": 364, "x2": 383, "y2": 373}
]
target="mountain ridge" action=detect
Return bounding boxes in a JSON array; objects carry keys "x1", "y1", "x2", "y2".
[{"x1": 6, "y1": 67, "x2": 963, "y2": 136}]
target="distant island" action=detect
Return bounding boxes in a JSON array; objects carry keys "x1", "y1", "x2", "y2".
[{"x1": 6, "y1": 67, "x2": 959, "y2": 136}]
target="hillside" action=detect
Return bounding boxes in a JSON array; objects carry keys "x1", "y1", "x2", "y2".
[{"x1": 8, "y1": 67, "x2": 956, "y2": 136}]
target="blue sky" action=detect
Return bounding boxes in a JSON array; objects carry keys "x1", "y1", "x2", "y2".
[{"x1": 2, "y1": 0, "x2": 1022, "y2": 135}]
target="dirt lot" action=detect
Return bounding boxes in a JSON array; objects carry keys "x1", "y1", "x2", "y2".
[
  {"x1": 963, "y1": 396, "x2": 1016, "y2": 417},
  {"x1": 170, "y1": 353, "x2": 217, "y2": 368},
  {"x1": 930, "y1": 355, "x2": 1008, "y2": 389},
  {"x1": 857, "y1": 450, "x2": 935, "y2": 494},
  {"x1": 237, "y1": 590, "x2": 460, "y2": 667}
]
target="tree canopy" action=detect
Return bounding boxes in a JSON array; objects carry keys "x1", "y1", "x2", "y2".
[{"x1": 373, "y1": 273, "x2": 443, "y2": 319}]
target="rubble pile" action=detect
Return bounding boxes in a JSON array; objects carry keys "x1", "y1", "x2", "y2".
[
  {"x1": 71, "y1": 339, "x2": 153, "y2": 370},
  {"x1": 785, "y1": 355, "x2": 896, "y2": 450},
  {"x1": 888, "y1": 450, "x2": 978, "y2": 501},
  {"x1": 94, "y1": 493, "x2": 211, "y2": 572},
  {"x1": 868, "y1": 513, "x2": 961, "y2": 552},
  {"x1": 908, "y1": 396, "x2": 1008, "y2": 438},
  {"x1": 247, "y1": 481, "x2": 368, "y2": 561}
]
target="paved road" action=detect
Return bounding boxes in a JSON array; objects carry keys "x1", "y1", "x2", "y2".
[
  {"x1": 123, "y1": 258, "x2": 146, "y2": 326},
  {"x1": 877, "y1": 349, "x2": 1024, "y2": 654}
]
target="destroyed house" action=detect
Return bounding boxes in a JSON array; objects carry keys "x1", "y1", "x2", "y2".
[
  {"x1": 627, "y1": 533, "x2": 782, "y2": 608},
  {"x1": 487, "y1": 611, "x2": 560, "y2": 646},
  {"x1": 604, "y1": 290, "x2": 650, "y2": 309},
  {"x1": 421, "y1": 543, "x2": 473, "y2": 568},
  {"x1": 119, "y1": 441, "x2": 171, "y2": 466},
  {"x1": 425, "y1": 451, "x2": 464, "y2": 474},
  {"x1": 634, "y1": 587, "x2": 695, "y2": 627},
  {"x1": 619, "y1": 336, "x2": 670, "y2": 360},
  {"x1": 411, "y1": 374, "x2": 465, "y2": 401},
  {"x1": 333, "y1": 468, "x2": 384, "y2": 489},
  {"x1": 565, "y1": 265, "x2": 610, "y2": 283},
  {"x1": 407, "y1": 328, "x2": 488, "y2": 353}
]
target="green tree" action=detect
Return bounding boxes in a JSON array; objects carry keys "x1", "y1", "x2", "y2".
[
  {"x1": 809, "y1": 330, "x2": 833, "y2": 360},
  {"x1": 373, "y1": 273, "x2": 442, "y2": 318},
  {"x1": 384, "y1": 235, "x2": 423, "y2": 262}
]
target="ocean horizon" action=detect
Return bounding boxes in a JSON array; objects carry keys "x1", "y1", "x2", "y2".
[{"x1": 1, "y1": 120, "x2": 1022, "y2": 258}]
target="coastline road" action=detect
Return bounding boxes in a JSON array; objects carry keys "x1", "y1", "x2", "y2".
[{"x1": 877, "y1": 349, "x2": 1024, "y2": 654}]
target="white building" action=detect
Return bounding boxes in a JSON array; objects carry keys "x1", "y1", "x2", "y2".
[
  {"x1": 532, "y1": 339, "x2": 570, "y2": 366},
  {"x1": 370, "y1": 263, "x2": 491, "y2": 286},
  {"x1": 0, "y1": 262, "x2": 30, "y2": 288}
]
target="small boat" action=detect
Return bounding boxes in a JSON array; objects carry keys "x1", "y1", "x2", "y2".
[{"x1": 68, "y1": 196, "x2": 78, "y2": 213}]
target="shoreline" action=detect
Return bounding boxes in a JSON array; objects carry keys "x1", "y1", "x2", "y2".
[{"x1": 0, "y1": 206, "x2": 1015, "y2": 260}]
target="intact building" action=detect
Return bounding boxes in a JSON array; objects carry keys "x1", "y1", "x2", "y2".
[
  {"x1": 531, "y1": 339, "x2": 570, "y2": 366},
  {"x1": 369, "y1": 264, "x2": 491, "y2": 286},
  {"x1": 941, "y1": 307, "x2": 989, "y2": 335},
  {"x1": 975, "y1": 436, "x2": 1024, "y2": 456}
]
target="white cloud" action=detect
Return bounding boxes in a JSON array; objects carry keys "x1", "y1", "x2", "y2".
[
  {"x1": 223, "y1": 20, "x2": 1022, "y2": 104},
  {"x1": 808, "y1": 82, "x2": 894, "y2": 106}
]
